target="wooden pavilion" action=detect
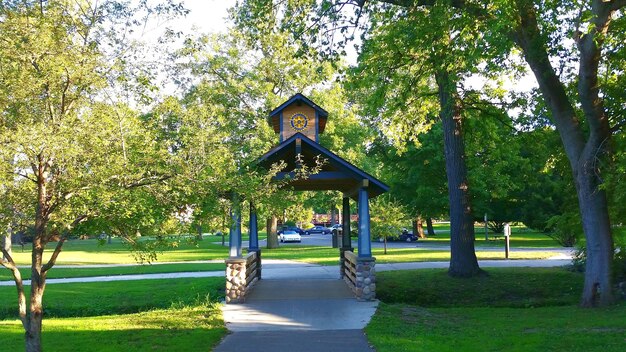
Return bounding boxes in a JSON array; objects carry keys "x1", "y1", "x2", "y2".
[{"x1": 224, "y1": 93, "x2": 388, "y2": 303}]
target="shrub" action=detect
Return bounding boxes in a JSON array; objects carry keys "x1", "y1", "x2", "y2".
[{"x1": 546, "y1": 212, "x2": 581, "y2": 247}]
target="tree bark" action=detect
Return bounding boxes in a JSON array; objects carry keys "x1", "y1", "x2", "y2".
[
  {"x1": 436, "y1": 69, "x2": 482, "y2": 277},
  {"x1": 2, "y1": 227, "x2": 11, "y2": 261},
  {"x1": 513, "y1": 0, "x2": 615, "y2": 306},
  {"x1": 426, "y1": 217, "x2": 435, "y2": 236},
  {"x1": 415, "y1": 217, "x2": 425, "y2": 238},
  {"x1": 266, "y1": 216, "x2": 279, "y2": 249},
  {"x1": 196, "y1": 224, "x2": 203, "y2": 241},
  {"x1": 26, "y1": 158, "x2": 49, "y2": 352}
]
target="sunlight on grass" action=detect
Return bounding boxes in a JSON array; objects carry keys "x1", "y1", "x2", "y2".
[{"x1": 0, "y1": 305, "x2": 227, "y2": 351}]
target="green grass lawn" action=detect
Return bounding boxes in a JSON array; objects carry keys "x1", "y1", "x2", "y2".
[
  {"x1": 1, "y1": 240, "x2": 564, "y2": 282},
  {"x1": 367, "y1": 268, "x2": 626, "y2": 352},
  {"x1": 426, "y1": 223, "x2": 564, "y2": 247},
  {"x1": 0, "y1": 262, "x2": 226, "y2": 281},
  {"x1": 7, "y1": 237, "x2": 231, "y2": 265},
  {"x1": 0, "y1": 277, "x2": 225, "y2": 319},
  {"x1": 0, "y1": 277, "x2": 227, "y2": 351}
]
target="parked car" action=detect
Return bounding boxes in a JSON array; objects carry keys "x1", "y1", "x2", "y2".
[
  {"x1": 304, "y1": 226, "x2": 331, "y2": 235},
  {"x1": 278, "y1": 226, "x2": 304, "y2": 235},
  {"x1": 398, "y1": 230, "x2": 419, "y2": 242},
  {"x1": 279, "y1": 230, "x2": 301, "y2": 243}
]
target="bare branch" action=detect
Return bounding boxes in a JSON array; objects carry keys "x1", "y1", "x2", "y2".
[
  {"x1": 42, "y1": 214, "x2": 88, "y2": 273},
  {"x1": 1, "y1": 248, "x2": 27, "y2": 329},
  {"x1": 125, "y1": 174, "x2": 172, "y2": 189}
]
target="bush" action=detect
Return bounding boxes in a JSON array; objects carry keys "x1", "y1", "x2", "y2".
[{"x1": 546, "y1": 212, "x2": 581, "y2": 247}]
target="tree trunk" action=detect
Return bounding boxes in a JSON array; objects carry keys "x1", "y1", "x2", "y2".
[
  {"x1": 2, "y1": 227, "x2": 11, "y2": 261},
  {"x1": 415, "y1": 217, "x2": 425, "y2": 238},
  {"x1": 426, "y1": 218, "x2": 435, "y2": 236},
  {"x1": 266, "y1": 216, "x2": 279, "y2": 249},
  {"x1": 436, "y1": 69, "x2": 482, "y2": 278},
  {"x1": 577, "y1": 152, "x2": 614, "y2": 307},
  {"x1": 513, "y1": 0, "x2": 615, "y2": 306},
  {"x1": 26, "y1": 265, "x2": 45, "y2": 352},
  {"x1": 196, "y1": 225, "x2": 203, "y2": 241},
  {"x1": 26, "y1": 162, "x2": 48, "y2": 352}
]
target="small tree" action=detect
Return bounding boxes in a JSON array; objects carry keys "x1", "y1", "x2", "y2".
[{"x1": 370, "y1": 196, "x2": 409, "y2": 254}]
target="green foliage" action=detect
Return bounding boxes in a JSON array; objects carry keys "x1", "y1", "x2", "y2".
[
  {"x1": 546, "y1": 211, "x2": 582, "y2": 247},
  {"x1": 370, "y1": 196, "x2": 409, "y2": 241}
]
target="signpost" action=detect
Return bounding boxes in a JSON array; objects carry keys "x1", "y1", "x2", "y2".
[{"x1": 504, "y1": 223, "x2": 511, "y2": 259}]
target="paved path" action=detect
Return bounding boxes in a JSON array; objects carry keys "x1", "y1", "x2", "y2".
[
  {"x1": 0, "y1": 258, "x2": 572, "y2": 286},
  {"x1": 215, "y1": 279, "x2": 377, "y2": 352}
]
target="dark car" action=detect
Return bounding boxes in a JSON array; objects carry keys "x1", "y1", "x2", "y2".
[
  {"x1": 278, "y1": 226, "x2": 304, "y2": 235},
  {"x1": 398, "y1": 230, "x2": 418, "y2": 242},
  {"x1": 304, "y1": 226, "x2": 331, "y2": 235}
]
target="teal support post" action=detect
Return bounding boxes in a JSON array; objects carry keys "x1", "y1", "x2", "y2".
[
  {"x1": 249, "y1": 202, "x2": 259, "y2": 250},
  {"x1": 228, "y1": 194, "x2": 242, "y2": 258},
  {"x1": 357, "y1": 187, "x2": 372, "y2": 257}
]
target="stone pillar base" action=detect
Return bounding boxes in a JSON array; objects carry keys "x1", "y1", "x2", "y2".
[
  {"x1": 225, "y1": 251, "x2": 260, "y2": 304},
  {"x1": 343, "y1": 251, "x2": 376, "y2": 301}
]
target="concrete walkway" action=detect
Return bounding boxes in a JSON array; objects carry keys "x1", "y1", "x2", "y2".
[
  {"x1": 0, "y1": 258, "x2": 572, "y2": 286},
  {"x1": 215, "y1": 279, "x2": 377, "y2": 352}
]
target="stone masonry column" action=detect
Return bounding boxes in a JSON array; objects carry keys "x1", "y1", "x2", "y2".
[
  {"x1": 354, "y1": 256, "x2": 376, "y2": 301},
  {"x1": 225, "y1": 257, "x2": 248, "y2": 303}
]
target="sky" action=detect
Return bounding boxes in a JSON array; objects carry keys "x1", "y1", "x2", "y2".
[
  {"x1": 151, "y1": 1, "x2": 536, "y2": 97},
  {"x1": 167, "y1": 1, "x2": 233, "y2": 35}
]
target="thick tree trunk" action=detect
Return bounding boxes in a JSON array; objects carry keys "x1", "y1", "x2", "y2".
[
  {"x1": 266, "y1": 216, "x2": 279, "y2": 249},
  {"x1": 577, "y1": 153, "x2": 614, "y2": 307},
  {"x1": 426, "y1": 218, "x2": 435, "y2": 236},
  {"x1": 26, "y1": 267, "x2": 45, "y2": 352},
  {"x1": 436, "y1": 69, "x2": 482, "y2": 278},
  {"x1": 513, "y1": 0, "x2": 616, "y2": 306}
]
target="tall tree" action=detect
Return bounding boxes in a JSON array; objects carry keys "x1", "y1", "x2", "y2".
[
  {"x1": 232, "y1": 0, "x2": 503, "y2": 277},
  {"x1": 501, "y1": 0, "x2": 626, "y2": 306},
  {"x1": 0, "y1": 2, "x2": 186, "y2": 350}
]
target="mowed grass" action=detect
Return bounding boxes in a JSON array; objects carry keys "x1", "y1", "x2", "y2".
[
  {"x1": 0, "y1": 305, "x2": 226, "y2": 352},
  {"x1": 0, "y1": 277, "x2": 227, "y2": 351},
  {"x1": 367, "y1": 268, "x2": 626, "y2": 352},
  {"x1": 1, "y1": 241, "x2": 564, "y2": 282},
  {"x1": 7, "y1": 237, "x2": 231, "y2": 266},
  {"x1": 426, "y1": 223, "x2": 564, "y2": 247},
  {"x1": 0, "y1": 262, "x2": 226, "y2": 281},
  {"x1": 0, "y1": 277, "x2": 225, "y2": 319}
]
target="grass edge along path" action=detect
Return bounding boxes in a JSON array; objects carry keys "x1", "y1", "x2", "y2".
[
  {"x1": 0, "y1": 277, "x2": 228, "y2": 351},
  {"x1": 366, "y1": 268, "x2": 626, "y2": 352}
]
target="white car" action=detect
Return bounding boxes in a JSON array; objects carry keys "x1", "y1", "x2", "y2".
[{"x1": 279, "y1": 230, "x2": 301, "y2": 243}]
